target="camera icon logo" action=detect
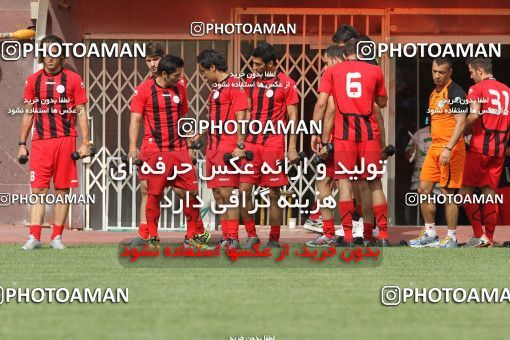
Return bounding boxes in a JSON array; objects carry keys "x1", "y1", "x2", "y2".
[
  {"x1": 178, "y1": 118, "x2": 197, "y2": 138},
  {"x1": 381, "y1": 286, "x2": 401, "y2": 306},
  {"x1": 0, "y1": 193, "x2": 11, "y2": 207},
  {"x1": 357, "y1": 41, "x2": 377, "y2": 61},
  {"x1": 190, "y1": 22, "x2": 206, "y2": 37},
  {"x1": 405, "y1": 192, "x2": 419, "y2": 207},
  {"x1": 2, "y1": 41, "x2": 21, "y2": 61}
]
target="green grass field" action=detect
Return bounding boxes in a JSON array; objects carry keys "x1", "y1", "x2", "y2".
[{"x1": 1, "y1": 244, "x2": 509, "y2": 339}]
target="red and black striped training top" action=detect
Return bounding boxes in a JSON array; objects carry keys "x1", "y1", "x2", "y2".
[
  {"x1": 24, "y1": 68, "x2": 87, "y2": 140},
  {"x1": 245, "y1": 71, "x2": 299, "y2": 147},
  {"x1": 130, "y1": 77, "x2": 189, "y2": 151},
  {"x1": 468, "y1": 78, "x2": 510, "y2": 158}
]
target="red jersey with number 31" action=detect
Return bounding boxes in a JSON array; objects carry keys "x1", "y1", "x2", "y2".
[
  {"x1": 319, "y1": 60, "x2": 386, "y2": 142},
  {"x1": 467, "y1": 78, "x2": 510, "y2": 157}
]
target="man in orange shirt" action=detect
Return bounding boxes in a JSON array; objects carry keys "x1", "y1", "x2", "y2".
[{"x1": 408, "y1": 57, "x2": 467, "y2": 248}]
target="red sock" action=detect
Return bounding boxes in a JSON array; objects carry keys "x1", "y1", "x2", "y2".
[
  {"x1": 221, "y1": 220, "x2": 239, "y2": 240},
  {"x1": 138, "y1": 223, "x2": 149, "y2": 240},
  {"x1": 483, "y1": 203, "x2": 498, "y2": 242},
  {"x1": 244, "y1": 218, "x2": 257, "y2": 237},
  {"x1": 363, "y1": 222, "x2": 375, "y2": 240},
  {"x1": 269, "y1": 225, "x2": 281, "y2": 242},
  {"x1": 338, "y1": 200, "x2": 355, "y2": 241},
  {"x1": 30, "y1": 225, "x2": 42, "y2": 241},
  {"x1": 464, "y1": 203, "x2": 484, "y2": 238},
  {"x1": 184, "y1": 198, "x2": 200, "y2": 239},
  {"x1": 195, "y1": 219, "x2": 205, "y2": 234},
  {"x1": 51, "y1": 224, "x2": 65, "y2": 240},
  {"x1": 373, "y1": 203, "x2": 388, "y2": 240},
  {"x1": 322, "y1": 219, "x2": 335, "y2": 239},
  {"x1": 146, "y1": 194, "x2": 161, "y2": 238},
  {"x1": 309, "y1": 201, "x2": 321, "y2": 220},
  {"x1": 220, "y1": 221, "x2": 229, "y2": 239}
]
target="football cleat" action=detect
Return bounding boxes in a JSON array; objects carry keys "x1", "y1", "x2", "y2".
[
  {"x1": 437, "y1": 236, "x2": 458, "y2": 248},
  {"x1": 21, "y1": 235, "x2": 42, "y2": 250},
  {"x1": 49, "y1": 235, "x2": 66, "y2": 250},
  {"x1": 303, "y1": 217, "x2": 323, "y2": 233},
  {"x1": 305, "y1": 234, "x2": 337, "y2": 247},
  {"x1": 148, "y1": 236, "x2": 160, "y2": 246},
  {"x1": 184, "y1": 236, "x2": 214, "y2": 250},
  {"x1": 265, "y1": 240, "x2": 282, "y2": 248},
  {"x1": 130, "y1": 236, "x2": 148, "y2": 246},
  {"x1": 243, "y1": 237, "x2": 261, "y2": 249},
  {"x1": 407, "y1": 229, "x2": 439, "y2": 248},
  {"x1": 376, "y1": 239, "x2": 391, "y2": 247},
  {"x1": 194, "y1": 231, "x2": 211, "y2": 244},
  {"x1": 465, "y1": 234, "x2": 492, "y2": 248}
]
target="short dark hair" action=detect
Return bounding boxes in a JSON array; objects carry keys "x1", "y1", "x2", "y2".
[
  {"x1": 466, "y1": 57, "x2": 492, "y2": 74},
  {"x1": 343, "y1": 38, "x2": 359, "y2": 57},
  {"x1": 156, "y1": 54, "x2": 184, "y2": 75},
  {"x1": 324, "y1": 44, "x2": 344, "y2": 59},
  {"x1": 38, "y1": 35, "x2": 64, "y2": 62},
  {"x1": 433, "y1": 57, "x2": 453, "y2": 70},
  {"x1": 252, "y1": 42, "x2": 277, "y2": 64},
  {"x1": 332, "y1": 24, "x2": 359, "y2": 44},
  {"x1": 197, "y1": 49, "x2": 228, "y2": 72},
  {"x1": 145, "y1": 42, "x2": 165, "y2": 58}
]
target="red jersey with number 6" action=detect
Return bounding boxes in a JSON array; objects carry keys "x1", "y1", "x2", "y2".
[
  {"x1": 318, "y1": 60, "x2": 386, "y2": 142},
  {"x1": 467, "y1": 78, "x2": 510, "y2": 157}
]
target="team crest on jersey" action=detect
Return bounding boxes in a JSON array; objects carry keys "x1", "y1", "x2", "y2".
[
  {"x1": 56, "y1": 85, "x2": 66, "y2": 94},
  {"x1": 438, "y1": 100, "x2": 446, "y2": 108},
  {"x1": 266, "y1": 89, "x2": 274, "y2": 98},
  {"x1": 213, "y1": 91, "x2": 220, "y2": 99},
  {"x1": 173, "y1": 95, "x2": 180, "y2": 104},
  {"x1": 133, "y1": 89, "x2": 139, "y2": 97},
  {"x1": 80, "y1": 82, "x2": 85, "y2": 88},
  {"x1": 179, "y1": 79, "x2": 185, "y2": 85},
  {"x1": 25, "y1": 80, "x2": 28, "y2": 87},
  {"x1": 468, "y1": 88, "x2": 473, "y2": 94}
]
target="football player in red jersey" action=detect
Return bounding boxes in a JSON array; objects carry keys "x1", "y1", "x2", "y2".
[
  {"x1": 197, "y1": 49, "x2": 249, "y2": 249},
  {"x1": 19, "y1": 35, "x2": 91, "y2": 250},
  {"x1": 306, "y1": 44, "x2": 345, "y2": 247},
  {"x1": 460, "y1": 57, "x2": 510, "y2": 247},
  {"x1": 239, "y1": 43, "x2": 300, "y2": 248},
  {"x1": 313, "y1": 38, "x2": 389, "y2": 246},
  {"x1": 128, "y1": 55, "x2": 207, "y2": 248},
  {"x1": 133, "y1": 43, "x2": 209, "y2": 246}
]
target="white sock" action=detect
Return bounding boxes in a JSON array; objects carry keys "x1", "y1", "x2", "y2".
[
  {"x1": 447, "y1": 229, "x2": 457, "y2": 240},
  {"x1": 425, "y1": 223, "x2": 436, "y2": 237}
]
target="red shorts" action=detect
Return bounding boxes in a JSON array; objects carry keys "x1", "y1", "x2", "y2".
[
  {"x1": 30, "y1": 136, "x2": 77, "y2": 189},
  {"x1": 333, "y1": 138, "x2": 382, "y2": 180},
  {"x1": 239, "y1": 142, "x2": 289, "y2": 187},
  {"x1": 206, "y1": 145, "x2": 240, "y2": 189},
  {"x1": 462, "y1": 151, "x2": 504, "y2": 190},
  {"x1": 138, "y1": 148, "x2": 198, "y2": 195}
]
